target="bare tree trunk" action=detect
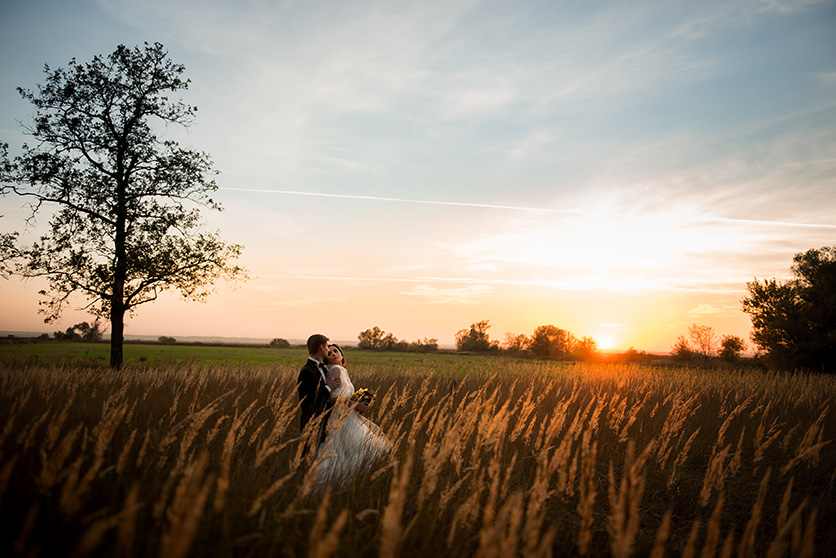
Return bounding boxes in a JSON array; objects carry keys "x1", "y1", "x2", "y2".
[
  {"x1": 110, "y1": 175, "x2": 127, "y2": 370},
  {"x1": 110, "y1": 299, "x2": 124, "y2": 369}
]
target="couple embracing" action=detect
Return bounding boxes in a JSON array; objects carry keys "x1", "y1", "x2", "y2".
[{"x1": 297, "y1": 334, "x2": 391, "y2": 486}]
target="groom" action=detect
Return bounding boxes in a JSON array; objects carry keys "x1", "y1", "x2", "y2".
[{"x1": 298, "y1": 334, "x2": 341, "y2": 443}]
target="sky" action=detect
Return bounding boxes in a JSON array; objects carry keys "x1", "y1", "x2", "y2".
[{"x1": 1, "y1": 0, "x2": 835, "y2": 352}]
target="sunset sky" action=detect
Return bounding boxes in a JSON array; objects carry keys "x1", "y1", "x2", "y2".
[{"x1": 1, "y1": 0, "x2": 835, "y2": 352}]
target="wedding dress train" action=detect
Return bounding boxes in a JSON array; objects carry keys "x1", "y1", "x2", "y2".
[{"x1": 314, "y1": 364, "x2": 391, "y2": 487}]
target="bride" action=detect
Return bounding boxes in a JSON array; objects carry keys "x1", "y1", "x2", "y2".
[{"x1": 314, "y1": 344, "x2": 391, "y2": 487}]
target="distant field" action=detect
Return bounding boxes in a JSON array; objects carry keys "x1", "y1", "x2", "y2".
[
  {"x1": 0, "y1": 340, "x2": 514, "y2": 375},
  {"x1": 1, "y1": 344, "x2": 834, "y2": 557},
  {"x1": 0, "y1": 341, "x2": 312, "y2": 366}
]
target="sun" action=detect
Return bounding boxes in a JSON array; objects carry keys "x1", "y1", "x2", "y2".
[{"x1": 596, "y1": 336, "x2": 614, "y2": 351}]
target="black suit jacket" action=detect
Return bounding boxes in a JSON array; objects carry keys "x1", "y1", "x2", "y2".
[{"x1": 297, "y1": 359, "x2": 333, "y2": 433}]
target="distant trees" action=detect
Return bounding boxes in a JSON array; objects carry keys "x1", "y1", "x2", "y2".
[
  {"x1": 410, "y1": 338, "x2": 439, "y2": 352},
  {"x1": 573, "y1": 336, "x2": 599, "y2": 361},
  {"x1": 158, "y1": 336, "x2": 177, "y2": 344},
  {"x1": 671, "y1": 325, "x2": 748, "y2": 365},
  {"x1": 688, "y1": 324, "x2": 718, "y2": 359},
  {"x1": 462, "y1": 321, "x2": 604, "y2": 361},
  {"x1": 357, "y1": 326, "x2": 438, "y2": 352},
  {"x1": 358, "y1": 326, "x2": 396, "y2": 350},
  {"x1": 742, "y1": 246, "x2": 836, "y2": 371},
  {"x1": 269, "y1": 338, "x2": 291, "y2": 348},
  {"x1": 455, "y1": 320, "x2": 498, "y2": 352},
  {"x1": 502, "y1": 333, "x2": 531, "y2": 354},
  {"x1": 0, "y1": 43, "x2": 246, "y2": 368},
  {"x1": 719, "y1": 335, "x2": 746, "y2": 362},
  {"x1": 671, "y1": 324, "x2": 718, "y2": 361},
  {"x1": 670, "y1": 335, "x2": 695, "y2": 361},
  {"x1": 353, "y1": 318, "x2": 754, "y2": 366},
  {"x1": 54, "y1": 321, "x2": 103, "y2": 341},
  {"x1": 530, "y1": 325, "x2": 575, "y2": 358}
]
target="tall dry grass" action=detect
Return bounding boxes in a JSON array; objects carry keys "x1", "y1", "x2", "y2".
[{"x1": 0, "y1": 357, "x2": 834, "y2": 557}]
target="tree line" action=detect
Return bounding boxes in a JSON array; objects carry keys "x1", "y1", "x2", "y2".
[
  {"x1": 454, "y1": 319, "x2": 602, "y2": 360},
  {"x1": 670, "y1": 324, "x2": 746, "y2": 363},
  {"x1": 356, "y1": 320, "x2": 609, "y2": 362},
  {"x1": 357, "y1": 327, "x2": 439, "y2": 352}
]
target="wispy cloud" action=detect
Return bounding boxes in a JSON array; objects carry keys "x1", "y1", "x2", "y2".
[
  {"x1": 688, "y1": 303, "x2": 739, "y2": 316},
  {"x1": 220, "y1": 187, "x2": 836, "y2": 229},
  {"x1": 759, "y1": 0, "x2": 829, "y2": 14},
  {"x1": 400, "y1": 284, "x2": 493, "y2": 304}
]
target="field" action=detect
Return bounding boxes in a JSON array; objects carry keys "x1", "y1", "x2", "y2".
[{"x1": 0, "y1": 343, "x2": 834, "y2": 557}]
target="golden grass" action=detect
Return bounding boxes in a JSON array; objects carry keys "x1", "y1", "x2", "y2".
[{"x1": 0, "y1": 357, "x2": 834, "y2": 557}]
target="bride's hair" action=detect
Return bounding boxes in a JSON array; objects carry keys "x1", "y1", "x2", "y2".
[{"x1": 329, "y1": 344, "x2": 346, "y2": 366}]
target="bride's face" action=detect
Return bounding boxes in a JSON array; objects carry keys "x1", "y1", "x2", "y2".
[{"x1": 326, "y1": 345, "x2": 343, "y2": 365}]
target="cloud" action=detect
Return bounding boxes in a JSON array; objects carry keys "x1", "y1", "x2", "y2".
[
  {"x1": 688, "y1": 303, "x2": 739, "y2": 316},
  {"x1": 440, "y1": 79, "x2": 518, "y2": 120},
  {"x1": 400, "y1": 284, "x2": 493, "y2": 304},
  {"x1": 759, "y1": 0, "x2": 828, "y2": 14},
  {"x1": 219, "y1": 187, "x2": 836, "y2": 229},
  {"x1": 507, "y1": 131, "x2": 557, "y2": 160},
  {"x1": 265, "y1": 296, "x2": 346, "y2": 308}
]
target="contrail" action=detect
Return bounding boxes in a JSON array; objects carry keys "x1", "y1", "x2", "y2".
[
  {"x1": 221, "y1": 187, "x2": 582, "y2": 215},
  {"x1": 221, "y1": 187, "x2": 836, "y2": 229},
  {"x1": 255, "y1": 273, "x2": 744, "y2": 294}
]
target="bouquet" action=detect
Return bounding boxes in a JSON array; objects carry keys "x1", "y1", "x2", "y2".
[{"x1": 350, "y1": 388, "x2": 374, "y2": 404}]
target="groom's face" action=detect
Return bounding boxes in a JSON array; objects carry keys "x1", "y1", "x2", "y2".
[{"x1": 316, "y1": 342, "x2": 329, "y2": 361}]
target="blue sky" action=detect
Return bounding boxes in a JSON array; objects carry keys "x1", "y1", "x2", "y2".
[{"x1": 1, "y1": 0, "x2": 835, "y2": 350}]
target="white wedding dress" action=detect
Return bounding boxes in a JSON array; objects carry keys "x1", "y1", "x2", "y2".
[{"x1": 314, "y1": 364, "x2": 391, "y2": 487}]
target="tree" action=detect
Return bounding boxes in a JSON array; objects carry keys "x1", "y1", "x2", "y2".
[
  {"x1": 409, "y1": 337, "x2": 438, "y2": 352},
  {"x1": 0, "y1": 209, "x2": 20, "y2": 279},
  {"x1": 742, "y1": 246, "x2": 836, "y2": 371},
  {"x1": 358, "y1": 326, "x2": 386, "y2": 350},
  {"x1": 0, "y1": 229, "x2": 18, "y2": 279},
  {"x1": 502, "y1": 332, "x2": 530, "y2": 354},
  {"x1": 530, "y1": 325, "x2": 575, "y2": 358},
  {"x1": 719, "y1": 335, "x2": 746, "y2": 362},
  {"x1": 0, "y1": 43, "x2": 246, "y2": 368},
  {"x1": 688, "y1": 324, "x2": 717, "y2": 359},
  {"x1": 620, "y1": 347, "x2": 646, "y2": 363},
  {"x1": 54, "y1": 320, "x2": 102, "y2": 341},
  {"x1": 380, "y1": 332, "x2": 398, "y2": 351},
  {"x1": 670, "y1": 335, "x2": 694, "y2": 361},
  {"x1": 573, "y1": 336, "x2": 599, "y2": 361},
  {"x1": 77, "y1": 320, "x2": 104, "y2": 341},
  {"x1": 455, "y1": 320, "x2": 496, "y2": 352},
  {"x1": 269, "y1": 338, "x2": 291, "y2": 348}
]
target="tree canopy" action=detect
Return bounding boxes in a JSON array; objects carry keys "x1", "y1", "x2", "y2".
[
  {"x1": 357, "y1": 326, "x2": 438, "y2": 352},
  {"x1": 742, "y1": 246, "x2": 836, "y2": 371},
  {"x1": 455, "y1": 320, "x2": 497, "y2": 352},
  {"x1": 530, "y1": 324, "x2": 575, "y2": 358},
  {"x1": 1, "y1": 43, "x2": 246, "y2": 368}
]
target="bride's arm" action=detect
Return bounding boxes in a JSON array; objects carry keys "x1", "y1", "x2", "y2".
[{"x1": 328, "y1": 366, "x2": 345, "y2": 399}]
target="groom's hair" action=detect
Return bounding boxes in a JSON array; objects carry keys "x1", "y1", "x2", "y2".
[{"x1": 307, "y1": 334, "x2": 329, "y2": 356}]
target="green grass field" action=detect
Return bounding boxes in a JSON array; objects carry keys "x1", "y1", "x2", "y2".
[
  {"x1": 0, "y1": 341, "x2": 312, "y2": 366},
  {"x1": 0, "y1": 340, "x2": 532, "y2": 376}
]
